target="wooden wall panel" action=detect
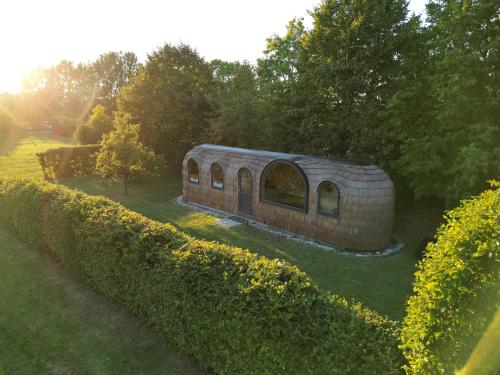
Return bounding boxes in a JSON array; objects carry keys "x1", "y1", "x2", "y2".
[{"x1": 182, "y1": 145, "x2": 395, "y2": 251}]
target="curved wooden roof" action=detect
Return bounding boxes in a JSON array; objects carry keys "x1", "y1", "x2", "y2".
[
  {"x1": 183, "y1": 144, "x2": 395, "y2": 251},
  {"x1": 186, "y1": 144, "x2": 393, "y2": 192}
]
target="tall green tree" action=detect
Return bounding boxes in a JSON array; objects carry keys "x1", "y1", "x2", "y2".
[
  {"x1": 256, "y1": 19, "x2": 309, "y2": 152},
  {"x1": 392, "y1": 0, "x2": 500, "y2": 205},
  {"x1": 91, "y1": 52, "x2": 140, "y2": 111},
  {"x1": 119, "y1": 43, "x2": 214, "y2": 166},
  {"x1": 75, "y1": 104, "x2": 113, "y2": 144},
  {"x1": 17, "y1": 52, "x2": 139, "y2": 131},
  {"x1": 300, "y1": 0, "x2": 420, "y2": 165},
  {"x1": 96, "y1": 113, "x2": 156, "y2": 195},
  {"x1": 20, "y1": 61, "x2": 81, "y2": 126},
  {"x1": 209, "y1": 60, "x2": 260, "y2": 148}
]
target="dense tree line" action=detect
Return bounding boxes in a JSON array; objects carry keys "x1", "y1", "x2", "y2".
[
  {"x1": 0, "y1": 51, "x2": 139, "y2": 134},
  {"x1": 390, "y1": 0, "x2": 499, "y2": 204},
  {"x1": 1, "y1": 0, "x2": 498, "y2": 205}
]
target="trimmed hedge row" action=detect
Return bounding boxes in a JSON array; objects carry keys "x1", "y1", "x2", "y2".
[
  {"x1": 401, "y1": 184, "x2": 500, "y2": 374},
  {"x1": 36, "y1": 145, "x2": 101, "y2": 179},
  {"x1": 0, "y1": 178, "x2": 403, "y2": 374}
]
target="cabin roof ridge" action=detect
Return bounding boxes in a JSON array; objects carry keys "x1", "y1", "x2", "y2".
[{"x1": 195, "y1": 143, "x2": 373, "y2": 167}]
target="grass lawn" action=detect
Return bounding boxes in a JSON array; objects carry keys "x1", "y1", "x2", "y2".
[
  {"x1": 61, "y1": 173, "x2": 443, "y2": 321},
  {"x1": 1, "y1": 133, "x2": 444, "y2": 322},
  {"x1": 0, "y1": 132, "x2": 74, "y2": 178},
  {"x1": 0, "y1": 227, "x2": 208, "y2": 375}
]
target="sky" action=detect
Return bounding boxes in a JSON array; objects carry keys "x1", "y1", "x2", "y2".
[{"x1": 0, "y1": 0, "x2": 427, "y2": 93}]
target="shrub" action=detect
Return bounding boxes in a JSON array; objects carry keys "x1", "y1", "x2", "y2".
[
  {"x1": 401, "y1": 183, "x2": 500, "y2": 374},
  {"x1": 75, "y1": 105, "x2": 113, "y2": 144},
  {"x1": 36, "y1": 145, "x2": 101, "y2": 179},
  {"x1": 0, "y1": 178, "x2": 403, "y2": 374},
  {"x1": 52, "y1": 115, "x2": 82, "y2": 137}
]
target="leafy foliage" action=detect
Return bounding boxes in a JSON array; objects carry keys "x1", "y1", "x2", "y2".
[
  {"x1": 299, "y1": 0, "x2": 419, "y2": 165},
  {"x1": 256, "y1": 18, "x2": 309, "y2": 153},
  {"x1": 96, "y1": 114, "x2": 156, "y2": 194},
  {"x1": 119, "y1": 44, "x2": 213, "y2": 166},
  {"x1": 75, "y1": 104, "x2": 113, "y2": 144},
  {"x1": 91, "y1": 52, "x2": 140, "y2": 111},
  {"x1": 0, "y1": 178, "x2": 403, "y2": 374},
  {"x1": 6, "y1": 52, "x2": 139, "y2": 130},
  {"x1": 391, "y1": 0, "x2": 500, "y2": 205},
  {"x1": 208, "y1": 60, "x2": 260, "y2": 148},
  {"x1": 36, "y1": 145, "x2": 101, "y2": 179},
  {"x1": 401, "y1": 183, "x2": 500, "y2": 374},
  {"x1": 1, "y1": 0, "x2": 498, "y2": 206}
]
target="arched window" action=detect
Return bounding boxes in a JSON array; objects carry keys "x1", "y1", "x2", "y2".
[
  {"x1": 188, "y1": 159, "x2": 199, "y2": 183},
  {"x1": 261, "y1": 161, "x2": 308, "y2": 211},
  {"x1": 211, "y1": 163, "x2": 224, "y2": 189},
  {"x1": 317, "y1": 181, "x2": 340, "y2": 217}
]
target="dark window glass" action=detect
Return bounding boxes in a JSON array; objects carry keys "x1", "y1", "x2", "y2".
[
  {"x1": 211, "y1": 163, "x2": 224, "y2": 189},
  {"x1": 262, "y1": 162, "x2": 306, "y2": 210},
  {"x1": 318, "y1": 181, "x2": 339, "y2": 217},
  {"x1": 239, "y1": 169, "x2": 252, "y2": 193},
  {"x1": 188, "y1": 159, "x2": 199, "y2": 183}
]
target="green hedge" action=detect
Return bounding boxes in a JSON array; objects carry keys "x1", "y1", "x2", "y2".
[
  {"x1": 36, "y1": 145, "x2": 101, "y2": 179},
  {"x1": 401, "y1": 184, "x2": 500, "y2": 374},
  {"x1": 0, "y1": 178, "x2": 403, "y2": 374}
]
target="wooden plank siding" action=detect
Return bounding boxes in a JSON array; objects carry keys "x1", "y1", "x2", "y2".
[{"x1": 182, "y1": 144, "x2": 394, "y2": 251}]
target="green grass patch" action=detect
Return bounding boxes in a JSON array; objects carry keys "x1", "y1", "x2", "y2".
[
  {"x1": 0, "y1": 132, "x2": 74, "y2": 177},
  {"x1": 62, "y1": 173, "x2": 443, "y2": 320},
  {"x1": 0, "y1": 227, "x2": 207, "y2": 375},
  {"x1": 0, "y1": 133, "x2": 443, "y2": 321},
  {"x1": 0, "y1": 178, "x2": 402, "y2": 374}
]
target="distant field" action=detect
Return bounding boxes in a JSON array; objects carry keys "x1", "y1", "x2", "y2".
[{"x1": 0, "y1": 132, "x2": 74, "y2": 177}]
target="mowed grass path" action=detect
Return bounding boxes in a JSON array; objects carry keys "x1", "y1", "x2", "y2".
[{"x1": 0, "y1": 227, "x2": 208, "y2": 375}]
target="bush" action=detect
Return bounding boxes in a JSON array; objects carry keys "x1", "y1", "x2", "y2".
[
  {"x1": 401, "y1": 183, "x2": 500, "y2": 374},
  {"x1": 0, "y1": 178, "x2": 402, "y2": 374},
  {"x1": 52, "y1": 115, "x2": 83, "y2": 137},
  {"x1": 75, "y1": 105, "x2": 113, "y2": 144},
  {"x1": 36, "y1": 145, "x2": 101, "y2": 179}
]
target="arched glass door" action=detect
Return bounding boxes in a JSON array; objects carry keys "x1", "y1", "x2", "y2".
[{"x1": 238, "y1": 168, "x2": 253, "y2": 215}]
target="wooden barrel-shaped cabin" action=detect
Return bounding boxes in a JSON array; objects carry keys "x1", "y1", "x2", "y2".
[{"x1": 182, "y1": 144, "x2": 395, "y2": 251}]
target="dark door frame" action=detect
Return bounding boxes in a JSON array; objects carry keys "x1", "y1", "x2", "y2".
[{"x1": 238, "y1": 168, "x2": 253, "y2": 215}]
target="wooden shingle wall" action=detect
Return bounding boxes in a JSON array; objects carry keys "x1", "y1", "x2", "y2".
[{"x1": 182, "y1": 145, "x2": 394, "y2": 251}]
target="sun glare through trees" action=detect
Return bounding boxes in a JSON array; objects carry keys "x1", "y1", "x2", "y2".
[{"x1": 0, "y1": 0, "x2": 498, "y2": 374}]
